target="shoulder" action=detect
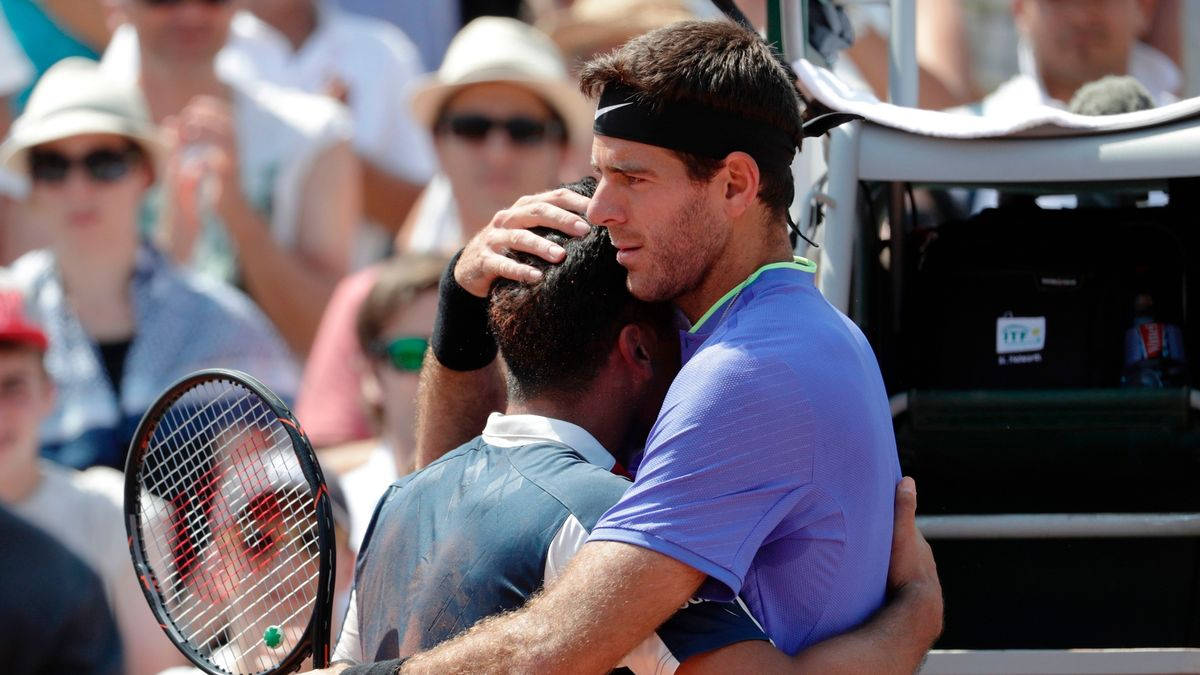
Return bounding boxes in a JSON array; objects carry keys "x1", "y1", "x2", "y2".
[
  {"x1": 329, "y1": 11, "x2": 421, "y2": 67},
  {"x1": 9, "y1": 248, "x2": 55, "y2": 287},
  {"x1": 506, "y1": 442, "x2": 631, "y2": 532},
  {"x1": 232, "y1": 79, "x2": 351, "y2": 143}
]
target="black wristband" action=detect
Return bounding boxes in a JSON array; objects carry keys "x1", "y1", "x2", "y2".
[
  {"x1": 431, "y1": 249, "x2": 498, "y2": 371},
  {"x1": 343, "y1": 658, "x2": 407, "y2": 675}
]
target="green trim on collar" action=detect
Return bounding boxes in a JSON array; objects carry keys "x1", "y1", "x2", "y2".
[{"x1": 688, "y1": 257, "x2": 816, "y2": 334}]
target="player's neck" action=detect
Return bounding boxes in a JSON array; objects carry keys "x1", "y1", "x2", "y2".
[
  {"x1": 506, "y1": 390, "x2": 628, "y2": 464},
  {"x1": 676, "y1": 217, "x2": 793, "y2": 324},
  {"x1": 140, "y1": 59, "x2": 226, "y2": 123},
  {"x1": 0, "y1": 455, "x2": 41, "y2": 504}
]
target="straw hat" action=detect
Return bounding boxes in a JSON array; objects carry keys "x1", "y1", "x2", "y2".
[
  {"x1": 410, "y1": 17, "x2": 591, "y2": 145},
  {"x1": 538, "y1": 0, "x2": 695, "y2": 64},
  {"x1": 0, "y1": 57, "x2": 166, "y2": 176}
]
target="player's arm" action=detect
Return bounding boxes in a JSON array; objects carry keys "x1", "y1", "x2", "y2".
[
  {"x1": 414, "y1": 189, "x2": 592, "y2": 467},
  {"x1": 678, "y1": 478, "x2": 944, "y2": 674},
  {"x1": 404, "y1": 540, "x2": 704, "y2": 673},
  {"x1": 402, "y1": 478, "x2": 941, "y2": 674}
]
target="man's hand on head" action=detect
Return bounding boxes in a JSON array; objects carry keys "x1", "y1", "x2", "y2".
[{"x1": 454, "y1": 188, "x2": 592, "y2": 297}]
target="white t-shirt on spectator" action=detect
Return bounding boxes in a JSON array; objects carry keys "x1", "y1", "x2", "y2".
[
  {"x1": 0, "y1": 9, "x2": 31, "y2": 99},
  {"x1": 219, "y1": 6, "x2": 436, "y2": 265},
  {"x1": 0, "y1": 9, "x2": 33, "y2": 197},
  {"x1": 220, "y1": 7, "x2": 435, "y2": 185},
  {"x1": 982, "y1": 40, "x2": 1180, "y2": 116},
  {"x1": 339, "y1": 442, "x2": 398, "y2": 551},
  {"x1": 12, "y1": 462, "x2": 128, "y2": 590},
  {"x1": 405, "y1": 172, "x2": 464, "y2": 255},
  {"x1": 100, "y1": 23, "x2": 354, "y2": 284}
]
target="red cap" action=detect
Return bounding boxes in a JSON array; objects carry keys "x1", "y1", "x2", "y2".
[{"x1": 0, "y1": 290, "x2": 47, "y2": 351}]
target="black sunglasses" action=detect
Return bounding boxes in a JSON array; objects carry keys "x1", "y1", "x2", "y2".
[
  {"x1": 438, "y1": 114, "x2": 565, "y2": 146},
  {"x1": 367, "y1": 336, "x2": 429, "y2": 372},
  {"x1": 140, "y1": 0, "x2": 231, "y2": 5},
  {"x1": 28, "y1": 146, "x2": 140, "y2": 184}
]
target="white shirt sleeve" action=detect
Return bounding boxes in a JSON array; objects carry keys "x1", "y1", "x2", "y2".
[
  {"x1": 0, "y1": 10, "x2": 32, "y2": 97},
  {"x1": 544, "y1": 516, "x2": 680, "y2": 675},
  {"x1": 331, "y1": 587, "x2": 363, "y2": 663}
]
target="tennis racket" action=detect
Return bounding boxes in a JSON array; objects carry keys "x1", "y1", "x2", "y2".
[{"x1": 124, "y1": 369, "x2": 335, "y2": 675}]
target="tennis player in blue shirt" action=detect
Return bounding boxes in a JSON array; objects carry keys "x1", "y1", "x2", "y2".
[{"x1": 345, "y1": 19, "x2": 942, "y2": 674}]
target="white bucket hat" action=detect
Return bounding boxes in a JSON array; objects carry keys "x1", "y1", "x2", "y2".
[
  {"x1": 410, "y1": 17, "x2": 592, "y2": 145},
  {"x1": 0, "y1": 57, "x2": 166, "y2": 177}
]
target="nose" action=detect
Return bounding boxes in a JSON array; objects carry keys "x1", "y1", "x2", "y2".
[
  {"x1": 586, "y1": 177, "x2": 625, "y2": 228},
  {"x1": 479, "y1": 129, "x2": 521, "y2": 168},
  {"x1": 60, "y1": 166, "x2": 98, "y2": 201}
]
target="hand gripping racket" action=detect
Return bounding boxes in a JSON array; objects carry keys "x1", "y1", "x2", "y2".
[{"x1": 124, "y1": 369, "x2": 335, "y2": 674}]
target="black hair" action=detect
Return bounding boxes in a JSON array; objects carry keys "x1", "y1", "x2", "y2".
[
  {"x1": 488, "y1": 176, "x2": 673, "y2": 400},
  {"x1": 579, "y1": 20, "x2": 803, "y2": 221}
]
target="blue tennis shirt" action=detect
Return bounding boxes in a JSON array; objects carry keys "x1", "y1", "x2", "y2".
[{"x1": 590, "y1": 258, "x2": 901, "y2": 655}]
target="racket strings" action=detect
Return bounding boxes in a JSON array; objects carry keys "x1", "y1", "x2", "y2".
[{"x1": 135, "y1": 379, "x2": 320, "y2": 672}]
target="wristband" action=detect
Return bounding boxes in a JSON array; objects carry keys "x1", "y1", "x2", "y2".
[
  {"x1": 431, "y1": 249, "x2": 498, "y2": 371},
  {"x1": 343, "y1": 657, "x2": 407, "y2": 675}
]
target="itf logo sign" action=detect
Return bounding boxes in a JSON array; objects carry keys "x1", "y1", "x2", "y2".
[{"x1": 996, "y1": 316, "x2": 1046, "y2": 354}]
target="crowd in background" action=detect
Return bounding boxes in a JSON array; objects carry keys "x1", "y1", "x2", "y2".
[{"x1": 0, "y1": 0, "x2": 1186, "y2": 672}]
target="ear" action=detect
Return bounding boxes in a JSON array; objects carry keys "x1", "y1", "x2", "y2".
[
  {"x1": 718, "y1": 151, "x2": 760, "y2": 221},
  {"x1": 615, "y1": 323, "x2": 655, "y2": 384}
]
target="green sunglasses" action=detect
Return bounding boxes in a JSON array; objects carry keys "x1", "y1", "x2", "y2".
[{"x1": 368, "y1": 336, "x2": 429, "y2": 372}]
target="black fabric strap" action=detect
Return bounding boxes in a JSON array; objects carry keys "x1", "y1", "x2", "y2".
[
  {"x1": 342, "y1": 658, "x2": 407, "y2": 675},
  {"x1": 593, "y1": 83, "x2": 797, "y2": 170},
  {"x1": 430, "y1": 249, "x2": 498, "y2": 371}
]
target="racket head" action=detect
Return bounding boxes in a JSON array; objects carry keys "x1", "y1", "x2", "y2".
[{"x1": 123, "y1": 369, "x2": 335, "y2": 675}]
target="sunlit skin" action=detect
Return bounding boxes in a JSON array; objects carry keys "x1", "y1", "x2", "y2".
[
  {"x1": 1014, "y1": 0, "x2": 1154, "y2": 103},
  {"x1": 435, "y1": 83, "x2": 570, "y2": 238},
  {"x1": 588, "y1": 136, "x2": 753, "y2": 322},
  {"x1": 26, "y1": 133, "x2": 150, "y2": 264},
  {"x1": 121, "y1": 0, "x2": 236, "y2": 67},
  {"x1": 0, "y1": 348, "x2": 55, "y2": 504},
  {"x1": 364, "y1": 289, "x2": 438, "y2": 476}
]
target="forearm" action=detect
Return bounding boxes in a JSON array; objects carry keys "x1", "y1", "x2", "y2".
[
  {"x1": 360, "y1": 159, "x2": 423, "y2": 234},
  {"x1": 222, "y1": 197, "x2": 339, "y2": 355},
  {"x1": 402, "y1": 601, "x2": 568, "y2": 674},
  {"x1": 403, "y1": 542, "x2": 697, "y2": 674},
  {"x1": 38, "y1": 0, "x2": 112, "y2": 50},
  {"x1": 413, "y1": 359, "x2": 504, "y2": 468}
]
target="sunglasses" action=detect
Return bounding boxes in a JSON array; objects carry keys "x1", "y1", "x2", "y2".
[
  {"x1": 28, "y1": 146, "x2": 140, "y2": 184},
  {"x1": 367, "y1": 336, "x2": 429, "y2": 372},
  {"x1": 139, "y1": 0, "x2": 230, "y2": 6},
  {"x1": 438, "y1": 114, "x2": 565, "y2": 146}
]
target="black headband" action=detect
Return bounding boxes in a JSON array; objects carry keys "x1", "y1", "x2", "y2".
[{"x1": 593, "y1": 84, "x2": 797, "y2": 170}]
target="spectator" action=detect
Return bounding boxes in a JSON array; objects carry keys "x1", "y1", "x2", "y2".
[
  {"x1": 0, "y1": 57, "x2": 297, "y2": 471},
  {"x1": 221, "y1": 0, "x2": 437, "y2": 263},
  {"x1": 535, "y1": 0, "x2": 694, "y2": 78},
  {"x1": 0, "y1": 6, "x2": 32, "y2": 138},
  {"x1": 0, "y1": 7, "x2": 35, "y2": 262},
  {"x1": 333, "y1": 255, "x2": 444, "y2": 550},
  {"x1": 0, "y1": 282, "x2": 182, "y2": 674},
  {"x1": 983, "y1": 0, "x2": 1176, "y2": 115},
  {"x1": 397, "y1": 17, "x2": 590, "y2": 255},
  {"x1": 331, "y1": 0, "x2": 458, "y2": 72},
  {"x1": 0, "y1": 0, "x2": 103, "y2": 112},
  {"x1": 0, "y1": 502, "x2": 123, "y2": 675},
  {"x1": 101, "y1": 0, "x2": 361, "y2": 355}
]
